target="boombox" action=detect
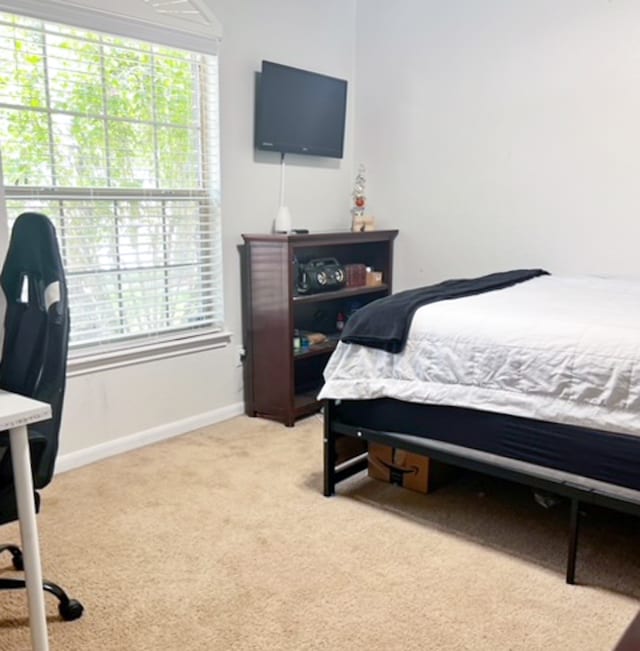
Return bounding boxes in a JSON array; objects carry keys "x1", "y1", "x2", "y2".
[{"x1": 297, "y1": 257, "x2": 345, "y2": 294}]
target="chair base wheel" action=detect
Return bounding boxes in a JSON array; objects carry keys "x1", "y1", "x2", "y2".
[
  {"x1": 0, "y1": 544, "x2": 24, "y2": 571},
  {"x1": 59, "y1": 598, "x2": 83, "y2": 621}
]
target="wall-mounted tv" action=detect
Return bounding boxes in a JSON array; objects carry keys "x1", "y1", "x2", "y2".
[{"x1": 255, "y1": 60, "x2": 347, "y2": 159}]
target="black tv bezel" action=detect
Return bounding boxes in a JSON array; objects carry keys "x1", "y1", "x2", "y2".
[{"x1": 255, "y1": 60, "x2": 347, "y2": 160}]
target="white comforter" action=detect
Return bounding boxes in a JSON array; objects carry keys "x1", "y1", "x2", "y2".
[{"x1": 318, "y1": 274, "x2": 640, "y2": 437}]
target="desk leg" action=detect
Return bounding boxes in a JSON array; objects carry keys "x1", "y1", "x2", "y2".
[{"x1": 9, "y1": 425, "x2": 49, "y2": 651}]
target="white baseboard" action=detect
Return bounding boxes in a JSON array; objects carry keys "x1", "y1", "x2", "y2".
[{"x1": 55, "y1": 402, "x2": 245, "y2": 474}]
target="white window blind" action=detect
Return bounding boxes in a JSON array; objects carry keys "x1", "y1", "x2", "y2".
[{"x1": 0, "y1": 11, "x2": 223, "y2": 352}]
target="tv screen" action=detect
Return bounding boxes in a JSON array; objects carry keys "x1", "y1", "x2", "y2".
[{"x1": 255, "y1": 61, "x2": 347, "y2": 159}]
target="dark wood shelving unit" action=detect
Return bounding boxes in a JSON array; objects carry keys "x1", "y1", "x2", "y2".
[
  {"x1": 292, "y1": 283, "x2": 389, "y2": 304},
  {"x1": 293, "y1": 340, "x2": 339, "y2": 360},
  {"x1": 294, "y1": 388, "x2": 323, "y2": 412},
  {"x1": 240, "y1": 230, "x2": 398, "y2": 426}
]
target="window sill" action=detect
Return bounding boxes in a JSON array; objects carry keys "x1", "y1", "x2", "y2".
[{"x1": 67, "y1": 329, "x2": 232, "y2": 377}]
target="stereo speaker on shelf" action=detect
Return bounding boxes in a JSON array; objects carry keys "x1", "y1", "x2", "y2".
[{"x1": 296, "y1": 258, "x2": 345, "y2": 294}]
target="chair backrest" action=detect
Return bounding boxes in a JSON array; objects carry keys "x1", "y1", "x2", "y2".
[{"x1": 0, "y1": 212, "x2": 69, "y2": 489}]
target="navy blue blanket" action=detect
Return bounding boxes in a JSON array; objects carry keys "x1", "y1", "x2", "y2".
[{"x1": 340, "y1": 268, "x2": 549, "y2": 353}]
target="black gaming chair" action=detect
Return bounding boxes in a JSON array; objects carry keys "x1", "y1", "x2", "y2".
[{"x1": 0, "y1": 212, "x2": 83, "y2": 621}]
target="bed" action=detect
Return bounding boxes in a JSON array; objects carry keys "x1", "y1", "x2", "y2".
[{"x1": 318, "y1": 271, "x2": 640, "y2": 583}]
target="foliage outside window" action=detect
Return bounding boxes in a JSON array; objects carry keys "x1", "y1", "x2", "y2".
[{"x1": 0, "y1": 12, "x2": 222, "y2": 351}]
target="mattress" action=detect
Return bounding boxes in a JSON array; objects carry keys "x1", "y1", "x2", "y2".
[
  {"x1": 319, "y1": 274, "x2": 640, "y2": 438},
  {"x1": 331, "y1": 398, "x2": 640, "y2": 491}
]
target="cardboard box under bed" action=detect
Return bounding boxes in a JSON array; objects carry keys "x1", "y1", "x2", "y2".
[{"x1": 367, "y1": 442, "x2": 454, "y2": 493}]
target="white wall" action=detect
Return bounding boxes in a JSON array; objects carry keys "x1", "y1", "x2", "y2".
[
  {"x1": 354, "y1": 0, "x2": 640, "y2": 290},
  {"x1": 209, "y1": 0, "x2": 356, "y2": 235},
  {"x1": 59, "y1": 0, "x2": 356, "y2": 460},
  {"x1": 29, "y1": 0, "x2": 640, "y2": 460}
]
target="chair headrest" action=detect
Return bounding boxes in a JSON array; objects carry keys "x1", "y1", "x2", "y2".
[{"x1": 1, "y1": 212, "x2": 65, "y2": 297}]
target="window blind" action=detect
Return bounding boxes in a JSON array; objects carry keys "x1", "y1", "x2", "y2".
[{"x1": 0, "y1": 12, "x2": 223, "y2": 351}]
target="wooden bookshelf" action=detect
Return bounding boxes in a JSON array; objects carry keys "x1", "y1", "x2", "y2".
[{"x1": 240, "y1": 230, "x2": 398, "y2": 426}]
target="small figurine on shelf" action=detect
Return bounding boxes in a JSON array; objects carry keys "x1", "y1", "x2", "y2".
[{"x1": 351, "y1": 163, "x2": 375, "y2": 232}]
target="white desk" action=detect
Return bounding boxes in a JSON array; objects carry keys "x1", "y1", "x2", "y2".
[{"x1": 0, "y1": 390, "x2": 52, "y2": 651}]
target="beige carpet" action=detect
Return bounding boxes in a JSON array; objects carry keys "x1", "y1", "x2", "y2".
[{"x1": 0, "y1": 414, "x2": 638, "y2": 650}]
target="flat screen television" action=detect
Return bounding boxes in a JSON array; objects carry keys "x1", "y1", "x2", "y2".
[{"x1": 255, "y1": 61, "x2": 348, "y2": 159}]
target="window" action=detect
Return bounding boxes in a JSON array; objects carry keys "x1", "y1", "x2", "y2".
[{"x1": 0, "y1": 12, "x2": 223, "y2": 353}]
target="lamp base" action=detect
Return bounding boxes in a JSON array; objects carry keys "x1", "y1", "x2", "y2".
[{"x1": 274, "y1": 205, "x2": 292, "y2": 233}]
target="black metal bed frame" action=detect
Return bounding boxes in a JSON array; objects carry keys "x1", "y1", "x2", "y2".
[{"x1": 323, "y1": 399, "x2": 640, "y2": 585}]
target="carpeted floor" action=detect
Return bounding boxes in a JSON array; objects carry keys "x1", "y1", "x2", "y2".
[{"x1": 1, "y1": 414, "x2": 638, "y2": 650}]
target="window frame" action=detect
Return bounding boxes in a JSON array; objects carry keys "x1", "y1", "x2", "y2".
[{"x1": 0, "y1": 13, "x2": 228, "y2": 369}]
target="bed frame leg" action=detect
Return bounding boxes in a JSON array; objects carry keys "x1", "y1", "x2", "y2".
[
  {"x1": 323, "y1": 400, "x2": 336, "y2": 497},
  {"x1": 566, "y1": 498, "x2": 580, "y2": 584}
]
